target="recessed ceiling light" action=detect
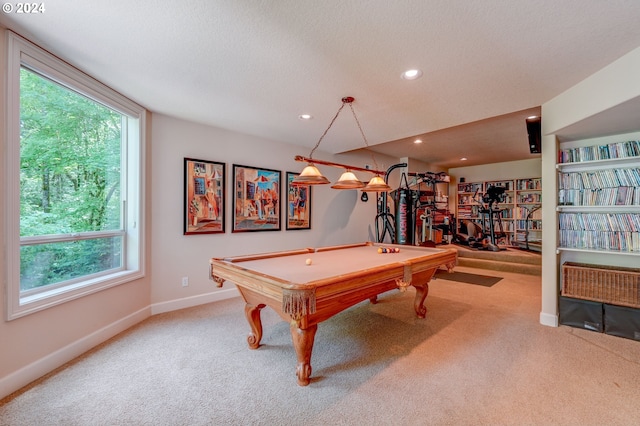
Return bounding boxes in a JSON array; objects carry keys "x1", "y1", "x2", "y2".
[
  {"x1": 298, "y1": 114, "x2": 313, "y2": 120},
  {"x1": 460, "y1": 157, "x2": 468, "y2": 161},
  {"x1": 414, "y1": 139, "x2": 422, "y2": 144},
  {"x1": 401, "y1": 69, "x2": 423, "y2": 80}
]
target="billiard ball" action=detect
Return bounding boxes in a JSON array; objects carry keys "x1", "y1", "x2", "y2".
[
  {"x1": 305, "y1": 258, "x2": 312, "y2": 265},
  {"x1": 377, "y1": 248, "x2": 383, "y2": 254}
]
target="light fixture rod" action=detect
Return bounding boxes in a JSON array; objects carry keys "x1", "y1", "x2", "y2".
[{"x1": 294, "y1": 155, "x2": 385, "y2": 175}]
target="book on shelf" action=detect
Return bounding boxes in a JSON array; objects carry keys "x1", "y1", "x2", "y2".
[
  {"x1": 558, "y1": 169, "x2": 640, "y2": 190},
  {"x1": 558, "y1": 187, "x2": 639, "y2": 207},
  {"x1": 558, "y1": 140, "x2": 640, "y2": 163},
  {"x1": 558, "y1": 230, "x2": 640, "y2": 252},
  {"x1": 558, "y1": 212, "x2": 640, "y2": 232},
  {"x1": 458, "y1": 183, "x2": 482, "y2": 193},
  {"x1": 517, "y1": 193, "x2": 542, "y2": 203},
  {"x1": 516, "y1": 178, "x2": 541, "y2": 190}
]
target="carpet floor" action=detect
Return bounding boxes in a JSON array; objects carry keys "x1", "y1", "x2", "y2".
[{"x1": 2, "y1": 266, "x2": 640, "y2": 425}]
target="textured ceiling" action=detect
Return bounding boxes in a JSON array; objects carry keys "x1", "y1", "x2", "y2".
[{"x1": 2, "y1": 1, "x2": 640, "y2": 169}]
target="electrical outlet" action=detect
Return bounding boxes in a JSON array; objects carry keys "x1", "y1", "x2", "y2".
[{"x1": 181, "y1": 276, "x2": 189, "y2": 287}]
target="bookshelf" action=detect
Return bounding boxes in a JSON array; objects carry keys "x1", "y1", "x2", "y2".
[
  {"x1": 556, "y1": 138, "x2": 640, "y2": 254},
  {"x1": 515, "y1": 178, "x2": 542, "y2": 248},
  {"x1": 412, "y1": 174, "x2": 451, "y2": 244},
  {"x1": 456, "y1": 177, "x2": 541, "y2": 246},
  {"x1": 555, "y1": 134, "x2": 640, "y2": 338}
]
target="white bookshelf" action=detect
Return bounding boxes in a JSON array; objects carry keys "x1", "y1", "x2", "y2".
[
  {"x1": 456, "y1": 177, "x2": 541, "y2": 247},
  {"x1": 557, "y1": 136, "x2": 640, "y2": 255}
]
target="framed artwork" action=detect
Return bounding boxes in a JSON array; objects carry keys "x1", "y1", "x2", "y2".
[
  {"x1": 286, "y1": 172, "x2": 312, "y2": 230},
  {"x1": 184, "y1": 158, "x2": 225, "y2": 235},
  {"x1": 232, "y1": 164, "x2": 281, "y2": 232}
]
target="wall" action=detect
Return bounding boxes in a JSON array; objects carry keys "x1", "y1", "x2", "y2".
[
  {"x1": 0, "y1": 27, "x2": 153, "y2": 399},
  {"x1": 448, "y1": 158, "x2": 542, "y2": 183},
  {"x1": 149, "y1": 113, "x2": 398, "y2": 312}
]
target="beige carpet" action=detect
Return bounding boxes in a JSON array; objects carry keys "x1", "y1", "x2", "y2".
[{"x1": 2, "y1": 266, "x2": 640, "y2": 425}]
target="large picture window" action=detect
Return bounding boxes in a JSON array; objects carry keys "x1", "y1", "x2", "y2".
[{"x1": 5, "y1": 32, "x2": 146, "y2": 319}]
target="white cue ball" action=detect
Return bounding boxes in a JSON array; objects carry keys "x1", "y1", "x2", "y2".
[{"x1": 305, "y1": 258, "x2": 312, "y2": 266}]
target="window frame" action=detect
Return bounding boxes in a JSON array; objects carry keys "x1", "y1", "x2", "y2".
[{"x1": 4, "y1": 31, "x2": 146, "y2": 320}]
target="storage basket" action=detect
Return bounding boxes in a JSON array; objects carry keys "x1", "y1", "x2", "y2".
[{"x1": 562, "y1": 262, "x2": 640, "y2": 308}]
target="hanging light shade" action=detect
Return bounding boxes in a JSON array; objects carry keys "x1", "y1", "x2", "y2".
[
  {"x1": 361, "y1": 175, "x2": 392, "y2": 192},
  {"x1": 293, "y1": 96, "x2": 391, "y2": 190},
  {"x1": 292, "y1": 163, "x2": 330, "y2": 185},
  {"x1": 331, "y1": 170, "x2": 365, "y2": 189}
]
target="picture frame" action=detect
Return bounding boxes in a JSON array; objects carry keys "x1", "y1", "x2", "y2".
[
  {"x1": 184, "y1": 158, "x2": 226, "y2": 235},
  {"x1": 286, "y1": 172, "x2": 312, "y2": 230},
  {"x1": 232, "y1": 164, "x2": 281, "y2": 232}
]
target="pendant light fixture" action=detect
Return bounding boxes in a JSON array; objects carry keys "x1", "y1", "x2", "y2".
[{"x1": 292, "y1": 96, "x2": 392, "y2": 192}]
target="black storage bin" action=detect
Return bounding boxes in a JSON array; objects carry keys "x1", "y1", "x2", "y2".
[
  {"x1": 604, "y1": 304, "x2": 640, "y2": 341},
  {"x1": 559, "y1": 296, "x2": 603, "y2": 332}
]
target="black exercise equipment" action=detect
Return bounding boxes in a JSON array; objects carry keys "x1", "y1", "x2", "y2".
[
  {"x1": 374, "y1": 163, "x2": 407, "y2": 244},
  {"x1": 455, "y1": 185, "x2": 507, "y2": 252},
  {"x1": 477, "y1": 185, "x2": 507, "y2": 251}
]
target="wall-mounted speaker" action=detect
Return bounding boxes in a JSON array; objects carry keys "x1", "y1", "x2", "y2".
[{"x1": 526, "y1": 116, "x2": 541, "y2": 154}]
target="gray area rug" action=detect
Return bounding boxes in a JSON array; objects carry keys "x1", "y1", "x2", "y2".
[{"x1": 435, "y1": 270, "x2": 502, "y2": 287}]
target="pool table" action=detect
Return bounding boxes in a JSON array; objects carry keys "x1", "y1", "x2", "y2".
[{"x1": 209, "y1": 242, "x2": 457, "y2": 386}]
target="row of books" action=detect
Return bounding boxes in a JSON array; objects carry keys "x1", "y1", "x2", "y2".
[
  {"x1": 558, "y1": 168, "x2": 640, "y2": 189},
  {"x1": 517, "y1": 193, "x2": 542, "y2": 203},
  {"x1": 558, "y1": 230, "x2": 640, "y2": 252},
  {"x1": 516, "y1": 179, "x2": 541, "y2": 190},
  {"x1": 486, "y1": 181, "x2": 512, "y2": 190},
  {"x1": 558, "y1": 140, "x2": 640, "y2": 163},
  {"x1": 516, "y1": 207, "x2": 542, "y2": 220},
  {"x1": 457, "y1": 183, "x2": 482, "y2": 193},
  {"x1": 516, "y1": 219, "x2": 542, "y2": 230},
  {"x1": 558, "y1": 213, "x2": 640, "y2": 232},
  {"x1": 558, "y1": 187, "x2": 640, "y2": 206}
]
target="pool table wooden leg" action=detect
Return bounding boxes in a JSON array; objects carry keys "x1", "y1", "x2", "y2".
[
  {"x1": 244, "y1": 303, "x2": 265, "y2": 349},
  {"x1": 412, "y1": 283, "x2": 429, "y2": 318},
  {"x1": 290, "y1": 322, "x2": 318, "y2": 386}
]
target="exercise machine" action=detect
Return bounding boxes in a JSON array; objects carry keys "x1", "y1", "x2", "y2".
[
  {"x1": 455, "y1": 185, "x2": 507, "y2": 251},
  {"x1": 477, "y1": 185, "x2": 507, "y2": 251},
  {"x1": 374, "y1": 163, "x2": 407, "y2": 244}
]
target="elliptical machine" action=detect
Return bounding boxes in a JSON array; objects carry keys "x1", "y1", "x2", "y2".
[{"x1": 471, "y1": 185, "x2": 507, "y2": 252}]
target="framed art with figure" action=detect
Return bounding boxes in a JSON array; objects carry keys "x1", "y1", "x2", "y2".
[
  {"x1": 232, "y1": 164, "x2": 281, "y2": 232},
  {"x1": 184, "y1": 158, "x2": 225, "y2": 235},
  {"x1": 286, "y1": 172, "x2": 311, "y2": 230}
]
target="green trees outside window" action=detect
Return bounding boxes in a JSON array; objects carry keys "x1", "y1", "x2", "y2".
[{"x1": 19, "y1": 67, "x2": 125, "y2": 290}]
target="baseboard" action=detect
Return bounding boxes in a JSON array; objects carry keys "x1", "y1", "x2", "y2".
[
  {"x1": 0, "y1": 306, "x2": 150, "y2": 400},
  {"x1": 150, "y1": 287, "x2": 240, "y2": 315},
  {"x1": 539, "y1": 311, "x2": 559, "y2": 327}
]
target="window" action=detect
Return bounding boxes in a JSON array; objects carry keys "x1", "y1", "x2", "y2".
[{"x1": 5, "y1": 32, "x2": 146, "y2": 319}]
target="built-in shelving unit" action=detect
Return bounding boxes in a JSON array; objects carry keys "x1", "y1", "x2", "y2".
[
  {"x1": 555, "y1": 134, "x2": 640, "y2": 338},
  {"x1": 557, "y1": 138, "x2": 640, "y2": 254},
  {"x1": 412, "y1": 174, "x2": 451, "y2": 244},
  {"x1": 515, "y1": 178, "x2": 542, "y2": 248},
  {"x1": 456, "y1": 177, "x2": 542, "y2": 247}
]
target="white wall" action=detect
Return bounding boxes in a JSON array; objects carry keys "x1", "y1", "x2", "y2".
[
  {"x1": 448, "y1": 158, "x2": 542, "y2": 183},
  {"x1": 150, "y1": 113, "x2": 399, "y2": 311}
]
